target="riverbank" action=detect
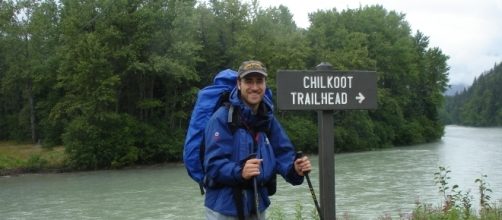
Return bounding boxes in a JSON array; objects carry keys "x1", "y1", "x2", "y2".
[{"x1": 0, "y1": 141, "x2": 67, "y2": 176}]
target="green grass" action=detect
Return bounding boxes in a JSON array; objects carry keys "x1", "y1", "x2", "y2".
[{"x1": 0, "y1": 141, "x2": 67, "y2": 173}]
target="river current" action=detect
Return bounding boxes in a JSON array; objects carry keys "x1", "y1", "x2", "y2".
[{"x1": 1, "y1": 125, "x2": 501, "y2": 219}]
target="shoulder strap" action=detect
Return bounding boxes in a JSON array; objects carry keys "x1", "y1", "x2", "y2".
[
  {"x1": 228, "y1": 105, "x2": 234, "y2": 125},
  {"x1": 226, "y1": 105, "x2": 245, "y2": 220},
  {"x1": 227, "y1": 105, "x2": 241, "y2": 134}
]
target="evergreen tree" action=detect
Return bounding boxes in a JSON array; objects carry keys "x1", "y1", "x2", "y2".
[
  {"x1": 0, "y1": 1, "x2": 452, "y2": 168},
  {"x1": 445, "y1": 62, "x2": 502, "y2": 126}
]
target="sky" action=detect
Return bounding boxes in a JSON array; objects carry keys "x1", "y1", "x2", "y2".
[{"x1": 256, "y1": 0, "x2": 502, "y2": 86}]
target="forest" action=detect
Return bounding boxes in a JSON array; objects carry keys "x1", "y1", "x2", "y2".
[
  {"x1": 443, "y1": 62, "x2": 502, "y2": 126},
  {"x1": 0, "y1": 0, "x2": 449, "y2": 170}
]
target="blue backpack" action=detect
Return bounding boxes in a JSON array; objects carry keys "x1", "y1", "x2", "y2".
[{"x1": 183, "y1": 69, "x2": 273, "y2": 194}]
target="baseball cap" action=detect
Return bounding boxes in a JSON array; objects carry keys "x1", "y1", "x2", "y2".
[{"x1": 238, "y1": 60, "x2": 267, "y2": 79}]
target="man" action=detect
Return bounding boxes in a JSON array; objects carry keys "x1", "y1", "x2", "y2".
[{"x1": 203, "y1": 60, "x2": 312, "y2": 219}]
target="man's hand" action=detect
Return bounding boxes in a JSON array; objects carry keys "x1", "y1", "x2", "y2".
[
  {"x1": 294, "y1": 156, "x2": 312, "y2": 176},
  {"x1": 242, "y1": 158, "x2": 262, "y2": 180}
]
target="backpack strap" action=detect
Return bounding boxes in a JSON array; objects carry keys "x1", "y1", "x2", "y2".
[
  {"x1": 226, "y1": 104, "x2": 273, "y2": 218},
  {"x1": 225, "y1": 105, "x2": 245, "y2": 220},
  {"x1": 227, "y1": 105, "x2": 241, "y2": 134},
  {"x1": 228, "y1": 105, "x2": 235, "y2": 125}
]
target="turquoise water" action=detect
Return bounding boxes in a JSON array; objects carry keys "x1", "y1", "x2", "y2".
[{"x1": 1, "y1": 126, "x2": 501, "y2": 219}]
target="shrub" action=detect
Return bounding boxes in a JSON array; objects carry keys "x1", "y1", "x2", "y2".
[
  {"x1": 279, "y1": 115, "x2": 318, "y2": 153},
  {"x1": 63, "y1": 113, "x2": 138, "y2": 169},
  {"x1": 25, "y1": 154, "x2": 48, "y2": 172},
  {"x1": 410, "y1": 167, "x2": 502, "y2": 220}
]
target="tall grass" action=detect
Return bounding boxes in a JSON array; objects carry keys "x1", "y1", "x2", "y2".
[
  {"x1": 409, "y1": 166, "x2": 502, "y2": 220},
  {"x1": 0, "y1": 141, "x2": 67, "y2": 174},
  {"x1": 267, "y1": 201, "x2": 321, "y2": 220}
]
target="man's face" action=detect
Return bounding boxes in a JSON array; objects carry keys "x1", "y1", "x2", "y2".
[{"x1": 238, "y1": 73, "x2": 266, "y2": 110}]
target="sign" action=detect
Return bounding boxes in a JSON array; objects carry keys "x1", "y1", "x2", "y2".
[{"x1": 276, "y1": 70, "x2": 377, "y2": 110}]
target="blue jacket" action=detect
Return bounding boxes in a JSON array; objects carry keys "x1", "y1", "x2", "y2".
[{"x1": 203, "y1": 87, "x2": 304, "y2": 217}]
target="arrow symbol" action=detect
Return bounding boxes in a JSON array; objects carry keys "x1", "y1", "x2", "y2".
[{"x1": 356, "y1": 92, "x2": 365, "y2": 104}]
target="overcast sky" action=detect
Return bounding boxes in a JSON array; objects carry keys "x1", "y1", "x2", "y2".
[{"x1": 257, "y1": 0, "x2": 502, "y2": 86}]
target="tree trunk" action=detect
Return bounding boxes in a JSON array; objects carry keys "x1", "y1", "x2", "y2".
[{"x1": 28, "y1": 81, "x2": 37, "y2": 144}]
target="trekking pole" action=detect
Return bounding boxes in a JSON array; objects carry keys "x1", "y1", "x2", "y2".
[
  {"x1": 245, "y1": 152, "x2": 261, "y2": 219},
  {"x1": 199, "y1": 183, "x2": 205, "y2": 195},
  {"x1": 247, "y1": 129, "x2": 261, "y2": 219},
  {"x1": 253, "y1": 174, "x2": 260, "y2": 219},
  {"x1": 296, "y1": 151, "x2": 323, "y2": 220},
  {"x1": 251, "y1": 151, "x2": 261, "y2": 219}
]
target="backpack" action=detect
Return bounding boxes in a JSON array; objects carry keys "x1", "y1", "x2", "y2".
[{"x1": 183, "y1": 69, "x2": 274, "y2": 194}]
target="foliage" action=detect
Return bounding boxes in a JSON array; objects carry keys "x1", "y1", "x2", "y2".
[
  {"x1": 62, "y1": 111, "x2": 183, "y2": 170},
  {"x1": 279, "y1": 114, "x2": 317, "y2": 154},
  {"x1": 410, "y1": 167, "x2": 502, "y2": 220},
  {"x1": 308, "y1": 5, "x2": 449, "y2": 148},
  {"x1": 475, "y1": 175, "x2": 493, "y2": 210},
  {"x1": 267, "y1": 201, "x2": 320, "y2": 220},
  {"x1": 443, "y1": 62, "x2": 502, "y2": 126},
  {"x1": 267, "y1": 204, "x2": 286, "y2": 220},
  {"x1": 0, "y1": 1, "x2": 450, "y2": 168},
  {"x1": 25, "y1": 154, "x2": 48, "y2": 172},
  {"x1": 62, "y1": 113, "x2": 138, "y2": 169},
  {"x1": 334, "y1": 111, "x2": 380, "y2": 152}
]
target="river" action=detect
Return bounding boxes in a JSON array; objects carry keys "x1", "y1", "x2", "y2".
[{"x1": 1, "y1": 125, "x2": 501, "y2": 219}]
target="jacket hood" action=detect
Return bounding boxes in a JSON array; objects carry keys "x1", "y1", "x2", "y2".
[{"x1": 229, "y1": 87, "x2": 274, "y2": 132}]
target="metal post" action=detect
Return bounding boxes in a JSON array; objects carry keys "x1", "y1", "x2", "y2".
[{"x1": 316, "y1": 62, "x2": 335, "y2": 219}]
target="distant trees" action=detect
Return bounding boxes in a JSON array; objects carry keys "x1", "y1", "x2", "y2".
[
  {"x1": 443, "y1": 62, "x2": 502, "y2": 126},
  {"x1": 307, "y1": 6, "x2": 449, "y2": 149},
  {"x1": 0, "y1": 0, "x2": 449, "y2": 169}
]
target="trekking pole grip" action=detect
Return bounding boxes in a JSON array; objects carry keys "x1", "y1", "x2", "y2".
[{"x1": 295, "y1": 151, "x2": 310, "y2": 175}]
